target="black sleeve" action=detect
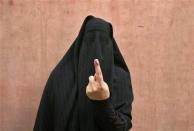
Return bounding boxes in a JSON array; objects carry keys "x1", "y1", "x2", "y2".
[
  {"x1": 33, "y1": 74, "x2": 54, "y2": 131},
  {"x1": 90, "y1": 98, "x2": 132, "y2": 131}
]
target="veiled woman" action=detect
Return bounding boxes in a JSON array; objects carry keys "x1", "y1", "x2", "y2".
[{"x1": 33, "y1": 15, "x2": 134, "y2": 131}]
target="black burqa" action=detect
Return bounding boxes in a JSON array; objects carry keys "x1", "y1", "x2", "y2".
[{"x1": 33, "y1": 15, "x2": 134, "y2": 131}]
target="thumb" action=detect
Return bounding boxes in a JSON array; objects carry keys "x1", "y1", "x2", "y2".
[
  {"x1": 89, "y1": 75, "x2": 95, "y2": 85},
  {"x1": 94, "y1": 59, "x2": 103, "y2": 83}
]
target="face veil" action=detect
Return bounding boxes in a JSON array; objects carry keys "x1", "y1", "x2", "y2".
[
  {"x1": 33, "y1": 15, "x2": 134, "y2": 131},
  {"x1": 78, "y1": 18, "x2": 114, "y2": 93}
]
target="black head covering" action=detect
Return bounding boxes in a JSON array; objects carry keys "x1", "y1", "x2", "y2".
[{"x1": 33, "y1": 15, "x2": 134, "y2": 131}]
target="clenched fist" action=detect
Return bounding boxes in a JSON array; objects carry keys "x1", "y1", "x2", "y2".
[{"x1": 86, "y1": 59, "x2": 110, "y2": 100}]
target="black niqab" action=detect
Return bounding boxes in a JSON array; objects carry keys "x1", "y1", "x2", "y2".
[{"x1": 33, "y1": 15, "x2": 134, "y2": 131}]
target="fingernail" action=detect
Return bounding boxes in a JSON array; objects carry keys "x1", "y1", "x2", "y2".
[{"x1": 94, "y1": 59, "x2": 99, "y2": 66}]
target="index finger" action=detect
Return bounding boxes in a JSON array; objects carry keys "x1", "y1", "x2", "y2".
[{"x1": 94, "y1": 59, "x2": 103, "y2": 82}]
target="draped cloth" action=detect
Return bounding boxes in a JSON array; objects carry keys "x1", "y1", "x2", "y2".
[{"x1": 33, "y1": 15, "x2": 134, "y2": 131}]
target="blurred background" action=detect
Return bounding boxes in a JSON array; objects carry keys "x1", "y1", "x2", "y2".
[{"x1": 0, "y1": 0, "x2": 194, "y2": 131}]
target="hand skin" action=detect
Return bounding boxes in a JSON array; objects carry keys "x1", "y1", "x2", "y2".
[{"x1": 86, "y1": 59, "x2": 110, "y2": 100}]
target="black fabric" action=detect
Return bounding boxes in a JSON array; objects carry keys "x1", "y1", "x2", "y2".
[{"x1": 33, "y1": 15, "x2": 134, "y2": 131}]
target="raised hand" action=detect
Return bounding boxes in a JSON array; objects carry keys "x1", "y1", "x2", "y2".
[{"x1": 86, "y1": 59, "x2": 110, "y2": 100}]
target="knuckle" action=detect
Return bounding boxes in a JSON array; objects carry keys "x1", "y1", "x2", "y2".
[
  {"x1": 92, "y1": 87, "x2": 97, "y2": 92},
  {"x1": 86, "y1": 89, "x2": 91, "y2": 94}
]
